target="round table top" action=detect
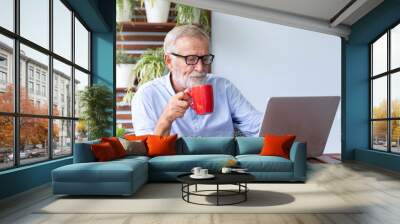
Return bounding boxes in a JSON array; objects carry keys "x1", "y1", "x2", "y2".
[{"x1": 177, "y1": 172, "x2": 255, "y2": 185}]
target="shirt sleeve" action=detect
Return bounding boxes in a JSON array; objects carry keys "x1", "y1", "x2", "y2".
[
  {"x1": 131, "y1": 87, "x2": 157, "y2": 135},
  {"x1": 226, "y1": 80, "x2": 262, "y2": 137}
]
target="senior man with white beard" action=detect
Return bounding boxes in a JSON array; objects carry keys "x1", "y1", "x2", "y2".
[{"x1": 131, "y1": 25, "x2": 262, "y2": 137}]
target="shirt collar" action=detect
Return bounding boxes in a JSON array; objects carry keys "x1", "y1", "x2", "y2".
[{"x1": 164, "y1": 72, "x2": 176, "y2": 96}]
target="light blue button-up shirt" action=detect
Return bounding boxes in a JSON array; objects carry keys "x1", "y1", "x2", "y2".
[{"x1": 131, "y1": 73, "x2": 262, "y2": 137}]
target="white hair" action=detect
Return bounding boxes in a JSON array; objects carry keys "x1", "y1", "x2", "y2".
[{"x1": 163, "y1": 25, "x2": 210, "y2": 54}]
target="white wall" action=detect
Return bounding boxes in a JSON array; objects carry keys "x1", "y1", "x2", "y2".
[{"x1": 211, "y1": 12, "x2": 341, "y2": 154}]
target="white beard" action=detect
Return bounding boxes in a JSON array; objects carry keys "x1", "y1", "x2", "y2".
[{"x1": 176, "y1": 71, "x2": 207, "y2": 89}]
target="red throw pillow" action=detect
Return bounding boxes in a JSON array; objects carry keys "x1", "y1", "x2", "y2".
[
  {"x1": 259, "y1": 134, "x2": 296, "y2": 159},
  {"x1": 91, "y1": 142, "x2": 117, "y2": 162},
  {"x1": 101, "y1": 137, "x2": 126, "y2": 158},
  {"x1": 146, "y1": 134, "x2": 177, "y2": 157}
]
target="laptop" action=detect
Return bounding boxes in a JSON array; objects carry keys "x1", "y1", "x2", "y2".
[{"x1": 258, "y1": 96, "x2": 340, "y2": 158}]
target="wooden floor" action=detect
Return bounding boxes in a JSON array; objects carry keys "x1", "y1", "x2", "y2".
[{"x1": 1, "y1": 161, "x2": 400, "y2": 224}]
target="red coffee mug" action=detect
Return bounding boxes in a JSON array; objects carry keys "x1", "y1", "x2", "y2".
[{"x1": 188, "y1": 84, "x2": 214, "y2": 115}]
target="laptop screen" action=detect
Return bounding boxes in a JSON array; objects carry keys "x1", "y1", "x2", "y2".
[{"x1": 259, "y1": 96, "x2": 340, "y2": 158}]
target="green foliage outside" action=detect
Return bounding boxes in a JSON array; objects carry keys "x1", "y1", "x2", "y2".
[{"x1": 372, "y1": 99, "x2": 400, "y2": 144}]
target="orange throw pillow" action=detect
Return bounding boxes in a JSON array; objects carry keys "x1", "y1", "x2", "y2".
[
  {"x1": 101, "y1": 137, "x2": 126, "y2": 158},
  {"x1": 146, "y1": 134, "x2": 177, "y2": 157},
  {"x1": 124, "y1": 134, "x2": 149, "y2": 142},
  {"x1": 259, "y1": 134, "x2": 296, "y2": 159},
  {"x1": 91, "y1": 142, "x2": 117, "y2": 162}
]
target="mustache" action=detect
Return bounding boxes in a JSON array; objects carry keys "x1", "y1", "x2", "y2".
[{"x1": 189, "y1": 71, "x2": 206, "y2": 78}]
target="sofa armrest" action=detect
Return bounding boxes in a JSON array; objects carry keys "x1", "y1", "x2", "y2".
[
  {"x1": 289, "y1": 141, "x2": 307, "y2": 181},
  {"x1": 73, "y1": 140, "x2": 100, "y2": 163}
]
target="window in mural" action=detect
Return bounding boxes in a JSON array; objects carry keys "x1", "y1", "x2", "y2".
[
  {"x1": 371, "y1": 23, "x2": 400, "y2": 153},
  {"x1": 0, "y1": 0, "x2": 91, "y2": 170}
]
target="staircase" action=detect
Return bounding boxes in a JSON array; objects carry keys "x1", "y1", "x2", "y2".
[{"x1": 116, "y1": 6, "x2": 177, "y2": 133}]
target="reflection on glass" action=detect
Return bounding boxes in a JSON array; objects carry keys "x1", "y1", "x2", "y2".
[
  {"x1": 391, "y1": 24, "x2": 400, "y2": 70},
  {"x1": 20, "y1": 117, "x2": 49, "y2": 165},
  {"x1": 20, "y1": 0, "x2": 49, "y2": 49},
  {"x1": 53, "y1": 59, "x2": 72, "y2": 117},
  {"x1": 74, "y1": 69, "x2": 89, "y2": 118},
  {"x1": 372, "y1": 77, "x2": 387, "y2": 119},
  {"x1": 391, "y1": 120, "x2": 400, "y2": 153},
  {"x1": 0, "y1": 0, "x2": 14, "y2": 31},
  {"x1": 0, "y1": 35, "x2": 14, "y2": 113},
  {"x1": 20, "y1": 44, "x2": 49, "y2": 115},
  {"x1": 75, "y1": 120, "x2": 88, "y2": 143},
  {"x1": 53, "y1": 0, "x2": 72, "y2": 60},
  {"x1": 372, "y1": 33, "x2": 387, "y2": 76},
  {"x1": 372, "y1": 121, "x2": 388, "y2": 151},
  {"x1": 75, "y1": 18, "x2": 89, "y2": 70},
  {"x1": 392, "y1": 72, "x2": 400, "y2": 118},
  {"x1": 53, "y1": 119, "x2": 72, "y2": 158},
  {"x1": 0, "y1": 116, "x2": 14, "y2": 170}
]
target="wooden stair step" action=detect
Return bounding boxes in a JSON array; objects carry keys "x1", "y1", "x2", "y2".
[
  {"x1": 116, "y1": 95, "x2": 124, "y2": 102},
  {"x1": 117, "y1": 114, "x2": 132, "y2": 120},
  {"x1": 117, "y1": 105, "x2": 131, "y2": 111},
  {"x1": 120, "y1": 22, "x2": 176, "y2": 32},
  {"x1": 117, "y1": 35, "x2": 166, "y2": 42},
  {"x1": 117, "y1": 44, "x2": 162, "y2": 50},
  {"x1": 121, "y1": 123, "x2": 133, "y2": 129}
]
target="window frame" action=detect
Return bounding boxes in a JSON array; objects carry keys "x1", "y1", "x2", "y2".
[
  {"x1": 370, "y1": 20, "x2": 400, "y2": 154},
  {"x1": 0, "y1": 0, "x2": 92, "y2": 171}
]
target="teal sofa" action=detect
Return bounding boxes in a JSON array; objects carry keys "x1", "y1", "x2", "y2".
[{"x1": 52, "y1": 137, "x2": 307, "y2": 196}]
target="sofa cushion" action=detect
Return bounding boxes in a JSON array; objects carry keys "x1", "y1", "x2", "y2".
[
  {"x1": 177, "y1": 137, "x2": 235, "y2": 155},
  {"x1": 91, "y1": 142, "x2": 118, "y2": 161},
  {"x1": 115, "y1": 155, "x2": 150, "y2": 164},
  {"x1": 148, "y1": 154, "x2": 235, "y2": 172},
  {"x1": 235, "y1": 137, "x2": 263, "y2": 155},
  {"x1": 73, "y1": 140, "x2": 100, "y2": 163},
  {"x1": 147, "y1": 135, "x2": 177, "y2": 157},
  {"x1": 124, "y1": 134, "x2": 150, "y2": 142},
  {"x1": 260, "y1": 134, "x2": 296, "y2": 159},
  {"x1": 120, "y1": 139, "x2": 148, "y2": 156},
  {"x1": 236, "y1": 155, "x2": 293, "y2": 172},
  {"x1": 101, "y1": 137, "x2": 127, "y2": 158}
]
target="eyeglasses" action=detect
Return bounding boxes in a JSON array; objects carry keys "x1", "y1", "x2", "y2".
[{"x1": 171, "y1": 53, "x2": 215, "y2": 65}]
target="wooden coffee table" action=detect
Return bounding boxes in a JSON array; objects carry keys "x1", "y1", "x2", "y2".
[{"x1": 177, "y1": 172, "x2": 255, "y2": 206}]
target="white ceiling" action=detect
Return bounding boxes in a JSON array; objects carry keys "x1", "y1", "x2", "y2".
[{"x1": 171, "y1": 0, "x2": 384, "y2": 38}]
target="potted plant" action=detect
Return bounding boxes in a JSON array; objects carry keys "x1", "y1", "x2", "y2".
[
  {"x1": 123, "y1": 47, "x2": 167, "y2": 104},
  {"x1": 79, "y1": 84, "x2": 114, "y2": 140},
  {"x1": 116, "y1": 124, "x2": 127, "y2": 138},
  {"x1": 117, "y1": 0, "x2": 136, "y2": 22},
  {"x1": 175, "y1": 4, "x2": 210, "y2": 34},
  {"x1": 143, "y1": 0, "x2": 171, "y2": 23},
  {"x1": 116, "y1": 50, "x2": 137, "y2": 88}
]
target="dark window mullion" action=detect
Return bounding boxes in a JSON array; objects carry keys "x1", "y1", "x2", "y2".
[
  {"x1": 13, "y1": 0, "x2": 20, "y2": 167},
  {"x1": 388, "y1": 30, "x2": 391, "y2": 152},
  {"x1": 88, "y1": 31, "x2": 91, "y2": 75},
  {"x1": 49, "y1": 0, "x2": 54, "y2": 159},
  {"x1": 74, "y1": 64, "x2": 90, "y2": 74},
  {"x1": 370, "y1": 45, "x2": 373, "y2": 149},
  {"x1": 71, "y1": 10, "x2": 76, "y2": 155}
]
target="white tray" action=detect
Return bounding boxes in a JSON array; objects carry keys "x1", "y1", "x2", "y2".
[{"x1": 190, "y1": 174, "x2": 215, "y2": 179}]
